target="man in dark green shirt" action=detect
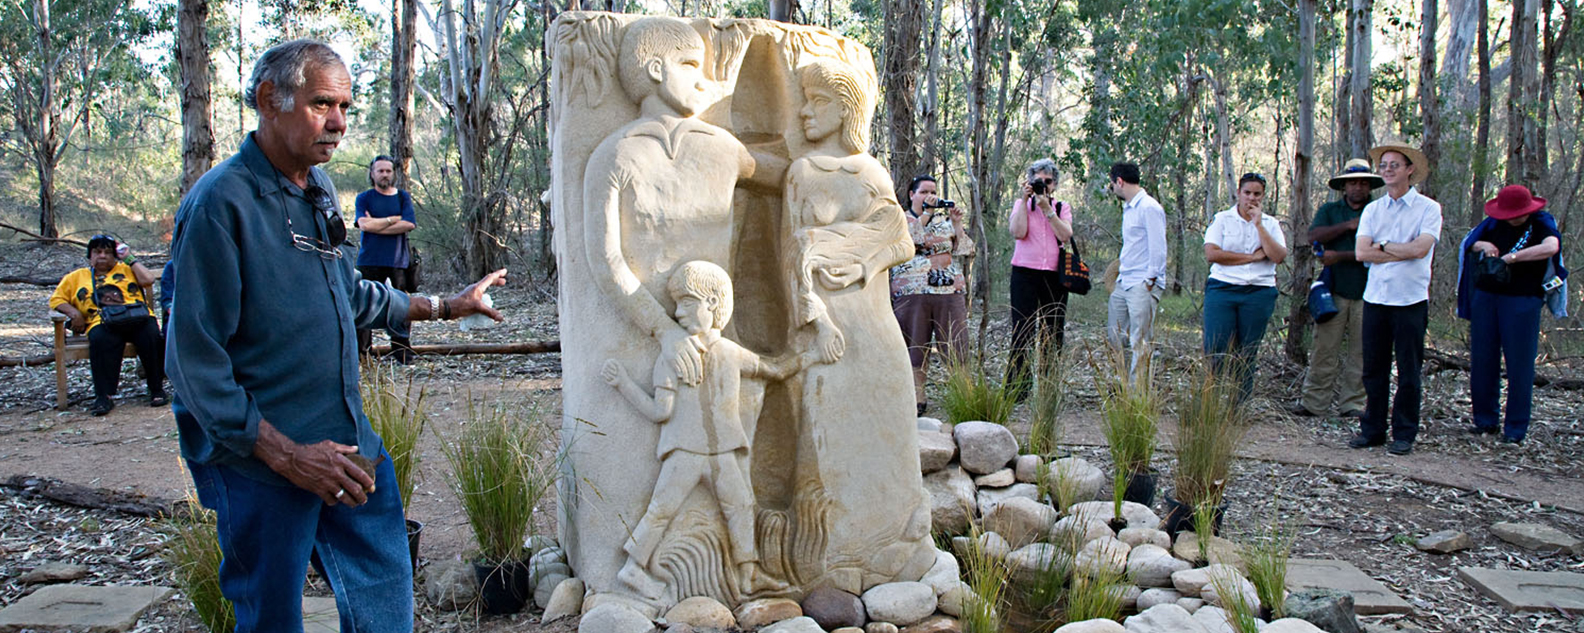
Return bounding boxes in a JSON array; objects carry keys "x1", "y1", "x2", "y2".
[
  {"x1": 1293, "y1": 159, "x2": 1381, "y2": 418},
  {"x1": 167, "y1": 39, "x2": 504, "y2": 630}
]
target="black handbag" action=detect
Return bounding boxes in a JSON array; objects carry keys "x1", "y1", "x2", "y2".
[
  {"x1": 1058, "y1": 237, "x2": 1092, "y2": 295},
  {"x1": 1475, "y1": 224, "x2": 1531, "y2": 288},
  {"x1": 92, "y1": 273, "x2": 153, "y2": 327}
]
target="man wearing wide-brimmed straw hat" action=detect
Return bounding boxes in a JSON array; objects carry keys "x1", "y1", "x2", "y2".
[
  {"x1": 1349, "y1": 143, "x2": 1442, "y2": 456},
  {"x1": 1291, "y1": 158, "x2": 1383, "y2": 419}
]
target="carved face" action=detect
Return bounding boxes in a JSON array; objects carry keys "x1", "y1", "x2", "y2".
[
  {"x1": 799, "y1": 81, "x2": 844, "y2": 143},
  {"x1": 652, "y1": 46, "x2": 710, "y2": 117},
  {"x1": 674, "y1": 295, "x2": 713, "y2": 335}
]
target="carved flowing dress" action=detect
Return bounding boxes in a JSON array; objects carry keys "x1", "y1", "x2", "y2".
[{"x1": 784, "y1": 153, "x2": 934, "y2": 589}]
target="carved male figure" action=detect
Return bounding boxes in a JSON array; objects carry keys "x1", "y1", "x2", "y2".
[{"x1": 601, "y1": 261, "x2": 805, "y2": 600}]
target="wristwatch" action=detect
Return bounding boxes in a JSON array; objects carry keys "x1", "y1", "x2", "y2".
[
  {"x1": 1377, "y1": 240, "x2": 1389, "y2": 252},
  {"x1": 427, "y1": 295, "x2": 445, "y2": 320}
]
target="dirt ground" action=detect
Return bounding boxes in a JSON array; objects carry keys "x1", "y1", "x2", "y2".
[{"x1": 1, "y1": 240, "x2": 1581, "y2": 631}]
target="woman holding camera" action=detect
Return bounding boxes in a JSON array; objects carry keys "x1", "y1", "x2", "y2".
[
  {"x1": 1202, "y1": 172, "x2": 1288, "y2": 402},
  {"x1": 891, "y1": 174, "x2": 974, "y2": 416},
  {"x1": 1006, "y1": 158, "x2": 1074, "y2": 399},
  {"x1": 1457, "y1": 185, "x2": 1563, "y2": 445}
]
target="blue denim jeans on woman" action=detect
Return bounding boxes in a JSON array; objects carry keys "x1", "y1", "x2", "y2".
[
  {"x1": 188, "y1": 454, "x2": 413, "y2": 632},
  {"x1": 1202, "y1": 278, "x2": 1278, "y2": 401},
  {"x1": 1469, "y1": 289, "x2": 1543, "y2": 441}
]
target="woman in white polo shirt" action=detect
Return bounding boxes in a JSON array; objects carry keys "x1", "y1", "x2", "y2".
[{"x1": 1203, "y1": 173, "x2": 1289, "y2": 401}]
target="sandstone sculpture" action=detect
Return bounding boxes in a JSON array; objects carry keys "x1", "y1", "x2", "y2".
[{"x1": 551, "y1": 13, "x2": 933, "y2": 610}]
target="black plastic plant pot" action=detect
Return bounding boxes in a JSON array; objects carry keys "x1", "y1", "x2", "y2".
[
  {"x1": 474, "y1": 559, "x2": 532, "y2": 615},
  {"x1": 1161, "y1": 492, "x2": 1226, "y2": 538},
  {"x1": 405, "y1": 519, "x2": 424, "y2": 571},
  {"x1": 1122, "y1": 469, "x2": 1158, "y2": 507}
]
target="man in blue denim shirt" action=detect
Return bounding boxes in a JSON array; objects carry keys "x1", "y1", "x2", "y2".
[{"x1": 167, "y1": 40, "x2": 504, "y2": 631}]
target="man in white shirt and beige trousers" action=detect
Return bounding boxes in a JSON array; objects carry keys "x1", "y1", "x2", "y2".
[
  {"x1": 1106, "y1": 162, "x2": 1169, "y2": 384},
  {"x1": 1350, "y1": 143, "x2": 1443, "y2": 456}
]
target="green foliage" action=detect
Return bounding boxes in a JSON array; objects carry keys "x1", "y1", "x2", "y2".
[
  {"x1": 1094, "y1": 347, "x2": 1159, "y2": 519},
  {"x1": 1242, "y1": 508, "x2": 1296, "y2": 619},
  {"x1": 1172, "y1": 364, "x2": 1248, "y2": 509},
  {"x1": 959, "y1": 530, "x2": 1012, "y2": 633},
  {"x1": 941, "y1": 353, "x2": 1017, "y2": 426},
  {"x1": 1061, "y1": 565, "x2": 1126, "y2": 624},
  {"x1": 161, "y1": 501, "x2": 235, "y2": 633},
  {"x1": 361, "y1": 364, "x2": 427, "y2": 515},
  {"x1": 1209, "y1": 570, "x2": 1262, "y2": 633},
  {"x1": 1023, "y1": 334, "x2": 1070, "y2": 456},
  {"x1": 441, "y1": 397, "x2": 557, "y2": 565}
]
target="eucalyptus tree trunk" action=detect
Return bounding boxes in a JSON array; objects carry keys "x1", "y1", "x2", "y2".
[
  {"x1": 1418, "y1": 0, "x2": 1440, "y2": 198},
  {"x1": 1470, "y1": 0, "x2": 1492, "y2": 224},
  {"x1": 1443, "y1": 0, "x2": 1478, "y2": 109},
  {"x1": 883, "y1": 0, "x2": 923, "y2": 198},
  {"x1": 768, "y1": 0, "x2": 796, "y2": 21},
  {"x1": 179, "y1": 0, "x2": 215, "y2": 196},
  {"x1": 32, "y1": 0, "x2": 58, "y2": 238},
  {"x1": 964, "y1": 0, "x2": 992, "y2": 358},
  {"x1": 1171, "y1": 57, "x2": 1199, "y2": 295},
  {"x1": 388, "y1": 0, "x2": 418, "y2": 185},
  {"x1": 1212, "y1": 71, "x2": 1234, "y2": 206},
  {"x1": 1202, "y1": 117, "x2": 1216, "y2": 225},
  {"x1": 1537, "y1": 0, "x2": 1569, "y2": 192},
  {"x1": 919, "y1": 0, "x2": 945, "y2": 173},
  {"x1": 1348, "y1": 0, "x2": 1374, "y2": 160},
  {"x1": 1286, "y1": 0, "x2": 1318, "y2": 366},
  {"x1": 1336, "y1": 7, "x2": 1353, "y2": 169},
  {"x1": 1507, "y1": 0, "x2": 1540, "y2": 184}
]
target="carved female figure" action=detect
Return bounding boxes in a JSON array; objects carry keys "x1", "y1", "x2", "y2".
[{"x1": 783, "y1": 58, "x2": 933, "y2": 591}]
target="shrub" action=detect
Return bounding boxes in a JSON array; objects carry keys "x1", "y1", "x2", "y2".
[
  {"x1": 162, "y1": 499, "x2": 235, "y2": 632},
  {"x1": 361, "y1": 364, "x2": 428, "y2": 514},
  {"x1": 441, "y1": 398, "x2": 557, "y2": 564}
]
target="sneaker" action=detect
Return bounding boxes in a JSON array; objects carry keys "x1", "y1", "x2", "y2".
[
  {"x1": 1348, "y1": 434, "x2": 1385, "y2": 449},
  {"x1": 1387, "y1": 440, "x2": 1413, "y2": 455},
  {"x1": 1287, "y1": 402, "x2": 1318, "y2": 417},
  {"x1": 1339, "y1": 409, "x2": 1365, "y2": 419},
  {"x1": 149, "y1": 391, "x2": 169, "y2": 407},
  {"x1": 90, "y1": 398, "x2": 114, "y2": 417},
  {"x1": 1467, "y1": 425, "x2": 1499, "y2": 436}
]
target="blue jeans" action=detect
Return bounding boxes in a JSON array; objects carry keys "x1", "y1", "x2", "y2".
[
  {"x1": 1202, "y1": 279, "x2": 1278, "y2": 401},
  {"x1": 188, "y1": 456, "x2": 414, "y2": 632},
  {"x1": 1469, "y1": 290, "x2": 1543, "y2": 441}
]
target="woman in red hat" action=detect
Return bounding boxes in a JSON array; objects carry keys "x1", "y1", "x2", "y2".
[{"x1": 1457, "y1": 185, "x2": 1563, "y2": 444}]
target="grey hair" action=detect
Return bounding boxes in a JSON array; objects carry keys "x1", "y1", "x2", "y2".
[
  {"x1": 243, "y1": 39, "x2": 345, "y2": 113},
  {"x1": 1026, "y1": 158, "x2": 1058, "y2": 183}
]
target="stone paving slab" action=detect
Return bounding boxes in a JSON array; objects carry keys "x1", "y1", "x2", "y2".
[
  {"x1": 1286, "y1": 558, "x2": 1412, "y2": 615},
  {"x1": 1458, "y1": 566, "x2": 1584, "y2": 613},
  {"x1": 303, "y1": 596, "x2": 340, "y2": 633},
  {"x1": 0, "y1": 585, "x2": 172, "y2": 632}
]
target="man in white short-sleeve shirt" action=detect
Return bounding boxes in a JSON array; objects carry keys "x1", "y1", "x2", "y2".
[{"x1": 1350, "y1": 143, "x2": 1442, "y2": 456}]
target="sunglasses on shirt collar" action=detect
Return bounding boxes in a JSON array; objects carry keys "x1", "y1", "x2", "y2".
[{"x1": 287, "y1": 185, "x2": 347, "y2": 259}]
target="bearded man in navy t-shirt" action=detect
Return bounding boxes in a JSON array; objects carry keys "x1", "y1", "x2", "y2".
[{"x1": 354, "y1": 155, "x2": 418, "y2": 363}]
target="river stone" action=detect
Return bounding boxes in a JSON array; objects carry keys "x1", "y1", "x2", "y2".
[
  {"x1": 1172, "y1": 564, "x2": 1242, "y2": 596},
  {"x1": 918, "y1": 417, "x2": 944, "y2": 432},
  {"x1": 1490, "y1": 521, "x2": 1583, "y2": 554},
  {"x1": 1007, "y1": 543, "x2": 1069, "y2": 583},
  {"x1": 1050, "y1": 516, "x2": 1115, "y2": 549},
  {"x1": 734, "y1": 598, "x2": 802, "y2": 629},
  {"x1": 977, "y1": 483, "x2": 1041, "y2": 516},
  {"x1": 1191, "y1": 606, "x2": 1241, "y2": 633},
  {"x1": 422, "y1": 558, "x2": 478, "y2": 611},
  {"x1": 834, "y1": 629, "x2": 865, "y2": 633},
  {"x1": 1201, "y1": 571, "x2": 1262, "y2": 613},
  {"x1": 1173, "y1": 532, "x2": 1245, "y2": 568},
  {"x1": 973, "y1": 468, "x2": 1016, "y2": 488},
  {"x1": 14, "y1": 562, "x2": 90, "y2": 585},
  {"x1": 937, "y1": 582, "x2": 972, "y2": 617},
  {"x1": 1014, "y1": 455, "x2": 1043, "y2": 483},
  {"x1": 974, "y1": 531, "x2": 1013, "y2": 560},
  {"x1": 1129, "y1": 544, "x2": 1190, "y2": 588},
  {"x1": 1119, "y1": 527, "x2": 1172, "y2": 550},
  {"x1": 1413, "y1": 530, "x2": 1471, "y2": 554},
  {"x1": 1048, "y1": 457, "x2": 1105, "y2": 503},
  {"x1": 1136, "y1": 588, "x2": 1185, "y2": 611},
  {"x1": 924, "y1": 467, "x2": 977, "y2": 535},
  {"x1": 861, "y1": 582, "x2": 937, "y2": 627},
  {"x1": 1177, "y1": 597, "x2": 1205, "y2": 613},
  {"x1": 536, "y1": 570, "x2": 572, "y2": 610},
  {"x1": 866, "y1": 623, "x2": 901, "y2": 633},
  {"x1": 984, "y1": 497, "x2": 1059, "y2": 548},
  {"x1": 1054, "y1": 619, "x2": 1127, "y2": 633},
  {"x1": 1282, "y1": 589, "x2": 1360, "y2": 633},
  {"x1": 1265, "y1": 619, "x2": 1327, "y2": 633},
  {"x1": 665, "y1": 596, "x2": 735, "y2": 629},
  {"x1": 899, "y1": 615, "x2": 961, "y2": 632},
  {"x1": 578, "y1": 602, "x2": 654, "y2": 633},
  {"x1": 802, "y1": 586, "x2": 866, "y2": 630},
  {"x1": 918, "y1": 431, "x2": 957, "y2": 474},
  {"x1": 1076, "y1": 536, "x2": 1131, "y2": 577},
  {"x1": 1124, "y1": 603, "x2": 1211, "y2": 633},
  {"x1": 1119, "y1": 584, "x2": 1143, "y2": 610},
  {"x1": 953, "y1": 422, "x2": 1019, "y2": 474},
  {"x1": 760, "y1": 616, "x2": 826, "y2": 633},
  {"x1": 1068, "y1": 501, "x2": 1159, "y2": 529},
  {"x1": 920, "y1": 549, "x2": 962, "y2": 596},
  {"x1": 541, "y1": 577, "x2": 585, "y2": 623}
]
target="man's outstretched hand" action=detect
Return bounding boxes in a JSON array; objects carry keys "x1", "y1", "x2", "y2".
[{"x1": 448, "y1": 268, "x2": 508, "y2": 321}]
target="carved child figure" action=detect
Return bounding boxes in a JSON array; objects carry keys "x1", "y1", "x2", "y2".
[{"x1": 601, "y1": 261, "x2": 809, "y2": 601}]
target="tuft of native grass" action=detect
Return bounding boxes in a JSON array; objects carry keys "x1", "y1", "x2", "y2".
[
  {"x1": 161, "y1": 496, "x2": 235, "y2": 633},
  {"x1": 941, "y1": 352, "x2": 1017, "y2": 426},
  {"x1": 361, "y1": 364, "x2": 428, "y2": 514},
  {"x1": 441, "y1": 397, "x2": 558, "y2": 565}
]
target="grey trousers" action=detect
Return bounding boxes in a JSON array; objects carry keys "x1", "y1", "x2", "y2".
[
  {"x1": 1106, "y1": 282, "x2": 1162, "y2": 384},
  {"x1": 1301, "y1": 296, "x2": 1366, "y2": 415}
]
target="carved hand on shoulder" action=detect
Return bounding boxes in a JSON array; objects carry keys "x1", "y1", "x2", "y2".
[
  {"x1": 600, "y1": 360, "x2": 627, "y2": 387},
  {"x1": 659, "y1": 327, "x2": 706, "y2": 386}
]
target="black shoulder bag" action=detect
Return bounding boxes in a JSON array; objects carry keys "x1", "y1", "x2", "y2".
[
  {"x1": 92, "y1": 273, "x2": 154, "y2": 328},
  {"x1": 1057, "y1": 206, "x2": 1092, "y2": 295}
]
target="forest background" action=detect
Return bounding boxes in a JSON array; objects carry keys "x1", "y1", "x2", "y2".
[{"x1": 0, "y1": 0, "x2": 1576, "y2": 363}]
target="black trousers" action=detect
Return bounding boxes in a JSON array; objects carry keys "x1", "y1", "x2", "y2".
[
  {"x1": 1006, "y1": 265, "x2": 1069, "y2": 394},
  {"x1": 1360, "y1": 300, "x2": 1428, "y2": 443},
  {"x1": 88, "y1": 317, "x2": 165, "y2": 401},
  {"x1": 357, "y1": 265, "x2": 413, "y2": 358}
]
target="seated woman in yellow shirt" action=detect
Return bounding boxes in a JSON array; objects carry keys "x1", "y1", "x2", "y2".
[{"x1": 49, "y1": 235, "x2": 166, "y2": 415}]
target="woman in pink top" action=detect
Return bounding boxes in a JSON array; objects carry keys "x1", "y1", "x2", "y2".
[{"x1": 1006, "y1": 158, "x2": 1074, "y2": 399}]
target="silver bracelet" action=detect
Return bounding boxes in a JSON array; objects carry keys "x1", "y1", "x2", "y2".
[{"x1": 427, "y1": 295, "x2": 444, "y2": 320}]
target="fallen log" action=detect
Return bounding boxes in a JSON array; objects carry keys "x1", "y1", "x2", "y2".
[
  {"x1": 370, "y1": 340, "x2": 561, "y2": 356},
  {"x1": 0, "y1": 353, "x2": 54, "y2": 367},
  {"x1": 0, "y1": 275, "x2": 58, "y2": 287},
  {"x1": 3, "y1": 474, "x2": 177, "y2": 518},
  {"x1": 1424, "y1": 347, "x2": 1584, "y2": 390},
  {"x1": 0, "y1": 221, "x2": 88, "y2": 247}
]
